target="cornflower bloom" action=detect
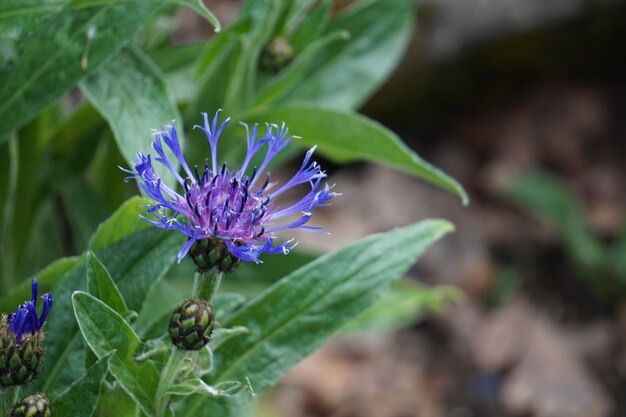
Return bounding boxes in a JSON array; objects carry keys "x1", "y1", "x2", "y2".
[
  {"x1": 1, "y1": 279, "x2": 52, "y2": 386},
  {"x1": 123, "y1": 111, "x2": 337, "y2": 270},
  {"x1": 6, "y1": 279, "x2": 53, "y2": 345}
]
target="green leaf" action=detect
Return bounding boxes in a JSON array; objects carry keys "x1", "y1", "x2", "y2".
[
  {"x1": 61, "y1": 181, "x2": 109, "y2": 250},
  {"x1": 85, "y1": 251, "x2": 127, "y2": 368},
  {"x1": 190, "y1": 4, "x2": 281, "y2": 118},
  {"x1": 0, "y1": 1, "x2": 160, "y2": 141},
  {"x1": 149, "y1": 42, "x2": 205, "y2": 73},
  {"x1": 94, "y1": 384, "x2": 138, "y2": 417},
  {"x1": 289, "y1": 0, "x2": 332, "y2": 51},
  {"x1": 282, "y1": 0, "x2": 320, "y2": 34},
  {"x1": 342, "y1": 280, "x2": 463, "y2": 334},
  {"x1": 501, "y1": 172, "x2": 604, "y2": 272},
  {"x1": 284, "y1": 0, "x2": 416, "y2": 109},
  {"x1": 0, "y1": 1, "x2": 71, "y2": 38},
  {"x1": 178, "y1": 386, "x2": 252, "y2": 417},
  {"x1": 73, "y1": 291, "x2": 159, "y2": 416},
  {"x1": 246, "y1": 105, "x2": 468, "y2": 205},
  {"x1": 183, "y1": 219, "x2": 453, "y2": 417},
  {"x1": 88, "y1": 196, "x2": 153, "y2": 251},
  {"x1": 252, "y1": 31, "x2": 348, "y2": 107},
  {"x1": 211, "y1": 326, "x2": 250, "y2": 350},
  {"x1": 81, "y1": 48, "x2": 183, "y2": 184},
  {"x1": 86, "y1": 251, "x2": 128, "y2": 314},
  {"x1": 166, "y1": 378, "x2": 250, "y2": 397},
  {"x1": 91, "y1": 227, "x2": 184, "y2": 315},
  {"x1": 51, "y1": 353, "x2": 111, "y2": 417},
  {"x1": 170, "y1": 0, "x2": 220, "y2": 31}
]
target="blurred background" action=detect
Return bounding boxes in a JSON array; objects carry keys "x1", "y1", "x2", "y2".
[
  {"x1": 2, "y1": 0, "x2": 626, "y2": 416},
  {"x1": 211, "y1": 1, "x2": 625, "y2": 416}
]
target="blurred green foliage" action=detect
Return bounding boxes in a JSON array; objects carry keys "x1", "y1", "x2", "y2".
[{"x1": 503, "y1": 171, "x2": 626, "y2": 302}]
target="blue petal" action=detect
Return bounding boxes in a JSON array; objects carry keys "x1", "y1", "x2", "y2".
[{"x1": 194, "y1": 111, "x2": 231, "y2": 175}]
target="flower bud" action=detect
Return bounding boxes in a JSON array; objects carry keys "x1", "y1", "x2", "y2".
[
  {"x1": 9, "y1": 393, "x2": 54, "y2": 417},
  {"x1": 188, "y1": 239, "x2": 240, "y2": 274},
  {"x1": 168, "y1": 298, "x2": 215, "y2": 351},
  {"x1": 260, "y1": 37, "x2": 294, "y2": 73},
  {"x1": 0, "y1": 279, "x2": 52, "y2": 387}
]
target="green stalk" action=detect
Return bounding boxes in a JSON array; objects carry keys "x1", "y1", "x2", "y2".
[
  {"x1": 0, "y1": 386, "x2": 20, "y2": 415},
  {"x1": 192, "y1": 270, "x2": 222, "y2": 302},
  {"x1": 155, "y1": 269, "x2": 222, "y2": 417},
  {"x1": 155, "y1": 348, "x2": 186, "y2": 417}
]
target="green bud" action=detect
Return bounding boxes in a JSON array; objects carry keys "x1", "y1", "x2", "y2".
[
  {"x1": 189, "y1": 239, "x2": 240, "y2": 274},
  {"x1": 0, "y1": 316, "x2": 44, "y2": 387},
  {"x1": 9, "y1": 393, "x2": 54, "y2": 417},
  {"x1": 168, "y1": 298, "x2": 215, "y2": 351},
  {"x1": 260, "y1": 37, "x2": 294, "y2": 73}
]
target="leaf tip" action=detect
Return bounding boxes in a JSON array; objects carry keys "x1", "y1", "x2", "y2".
[
  {"x1": 432, "y1": 219, "x2": 456, "y2": 235},
  {"x1": 460, "y1": 189, "x2": 470, "y2": 207}
]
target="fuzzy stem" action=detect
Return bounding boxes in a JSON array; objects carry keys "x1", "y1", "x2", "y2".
[
  {"x1": 192, "y1": 270, "x2": 222, "y2": 302},
  {"x1": 155, "y1": 270, "x2": 222, "y2": 417},
  {"x1": 0, "y1": 386, "x2": 20, "y2": 415},
  {"x1": 155, "y1": 349, "x2": 186, "y2": 417}
]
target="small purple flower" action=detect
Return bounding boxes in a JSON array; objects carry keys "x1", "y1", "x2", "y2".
[
  {"x1": 123, "y1": 111, "x2": 337, "y2": 264},
  {"x1": 7, "y1": 279, "x2": 53, "y2": 344}
]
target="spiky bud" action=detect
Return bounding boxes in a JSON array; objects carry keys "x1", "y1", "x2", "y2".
[
  {"x1": 0, "y1": 279, "x2": 52, "y2": 387},
  {"x1": 0, "y1": 319, "x2": 44, "y2": 387},
  {"x1": 9, "y1": 393, "x2": 54, "y2": 417},
  {"x1": 168, "y1": 298, "x2": 215, "y2": 351},
  {"x1": 189, "y1": 239, "x2": 240, "y2": 274},
  {"x1": 260, "y1": 37, "x2": 294, "y2": 73}
]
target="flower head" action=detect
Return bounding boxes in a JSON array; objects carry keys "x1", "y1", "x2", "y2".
[
  {"x1": 9, "y1": 393, "x2": 54, "y2": 417},
  {"x1": 1, "y1": 279, "x2": 52, "y2": 386},
  {"x1": 123, "y1": 111, "x2": 337, "y2": 267},
  {"x1": 6, "y1": 279, "x2": 53, "y2": 345}
]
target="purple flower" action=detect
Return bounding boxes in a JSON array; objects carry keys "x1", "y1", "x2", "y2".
[
  {"x1": 7, "y1": 279, "x2": 53, "y2": 344},
  {"x1": 123, "y1": 111, "x2": 337, "y2": 264}
]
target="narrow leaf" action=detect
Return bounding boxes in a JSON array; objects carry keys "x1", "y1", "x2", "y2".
[
  {"x1": 0, "y1": 1, "x2": 71, "y2": 38},
  {"x1": 94, "y1": 384, "x2": 138, "y2": 417},
  {"x1": 342, "y1": 280, "x2": 463, "y2": 334},
  {"x1": 72, "y1": 291, "x2": 139, "y2": 361},
  {"x1": 211, "y1": 326, "x2": 250, "y2": 350},
  {"x1": 246, "y1": 105, "x2": 468, "y2": 205},
  {"x1": 166, "y1": 378, "x2": 246, "y2": 397},
  {"x1": 253, "y1": 31, "x2": 348, "y2": 107},
  {"x1": 51, "y1": 353, "x2": 111, "y2": 417},
  {"x1": 170, "y1": 0, "x2": 220, "y2": 31},
  {"x1": 86, "y1": 251, "x2": 127, "y2": 314},
  {"x1": 88, "y1": 196, "x2": 153, "y2": 251},
  {"x1": 289, "y1": 0, "x2": 332, "y2": 51},
  {"x1": 72, "y1": 291, "x2": 159, "y2": 416},
  {"x1": 81, "y1": 48, "x2": 183, "y2": 185},
  {"x1": 211, "y1": 219, "x2": 453, "y2": 390},
  {"x1": 285, "y1": 0, "x2": 416, "y2": 108}
]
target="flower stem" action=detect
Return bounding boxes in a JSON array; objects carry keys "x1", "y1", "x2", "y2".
[
  {"x1": 155, "y1": 270, "x2": 222, "y2": 417},
  {"x1": 155, "y1": 348, "x2": 186, "y2": 417},
  {"x1": 192, "y1": 270, "x2": 222, "y2": 302},
  {"x1": 0, "y1": 386, "x2": 20, "y2": 415}
]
